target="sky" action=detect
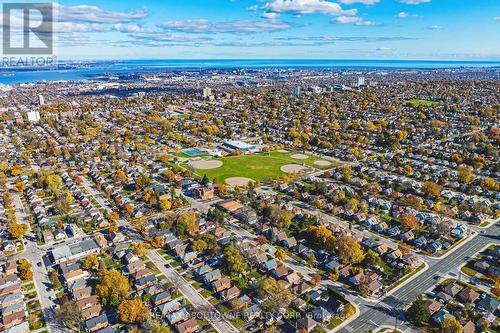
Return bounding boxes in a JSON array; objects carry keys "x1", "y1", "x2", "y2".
[{"x1": 1, "y1": 0, "x2": 499, "y2": 60}]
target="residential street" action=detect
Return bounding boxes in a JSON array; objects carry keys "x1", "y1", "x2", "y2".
[{"x1": 147, "y1": 249, "x2": 239, "y2": 333}]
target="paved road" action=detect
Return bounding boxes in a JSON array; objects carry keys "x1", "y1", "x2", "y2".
[
  {"x1": 12, "y1": 193, "x2": 64, "y2": 333},
  {"x1": 148, "y1": 250, "x2": 239, "y2": 333},
  {"x1": 340, "y1": 222, "x2": 499, "y2": 333}
]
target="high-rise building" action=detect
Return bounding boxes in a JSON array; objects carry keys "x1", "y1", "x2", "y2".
[
  {"x1": 38, "y1": 94, "x2": 45, "y2": 106},
  {"x1": 202, "y1": 87, "x2": 212, "y2": 98},
  {"x1": 27, "y1": 110, "x2": 40, "y2": 123},
  {"x1": 292, "y1": 86, "x2": 302, "y2": 96},
  {"x1": 357, "y1": 77, "x2": 365, "y2": 87}
]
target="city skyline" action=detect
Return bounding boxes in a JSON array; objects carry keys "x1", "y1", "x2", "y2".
[{"x1": 1, "y1": 0, "x2": 499, "y2": 61}]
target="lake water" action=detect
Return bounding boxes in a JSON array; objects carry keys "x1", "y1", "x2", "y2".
[{"x1": 1, "y1": 59, "x2": 498, "y2": 84}]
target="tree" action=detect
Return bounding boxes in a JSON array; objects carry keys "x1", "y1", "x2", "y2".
[
  {"x1": 441, "y1": 317, "x2": 463, "y2": 333},
  {"x1": 14, "y1": 180, "x2": 26, "y2": 192},
  {"x1": 306, "y1": 253, "x2": 317, "y2": 268},
  {"x1": 329, "y1": 268, "x2": 340, "y2": 282},
  {"x1": 480, "y1": 177, "x2": 499, "y2": 191},
  {"x1": 49, "y1": 271, "x2": 62, "y2": 290},
  {"x1": 192, "y1": 239, "x2": 208, "y2": 253},
  {"x1": 457, "y1": 166, "x2": 474, "y2": 184},
  {"x1": 175, "y1": 211, "x2": 199, "y2": 238},
  {"x1": 141, "y1": 320, "x2": 172, "y2": 333},
  {"x1": 422, "y1": 181, "x2": 441, "y2": 199},
  {"x1": 118, "y1": 299, "x2": 150, "y2": 324},
  {"x1": 115, "y1": 169, "x2": 127, "y2": 181},
  {"x1": 341, "y1": 165, "x2": 353, "y2": 182},
  {"x1": 258, "y1": 277, "x2": 292, "y2": 312},
  {"x1": 398, "y1": 242, "x2": 412, "y2": 256},
  {"x1": 150, "y1": 236, "x2": 165, "y2": 248},
  {"x1": 159, "y1": 197, "x2": 172, "y2": 211},
  {"x1": 17, "y1": 259, "x2": 32, "y2": 280},
  {"x1": 337, "y1": 235, "x2": 365, "y2": 264},
  {"x1": 400, "y1": 214, "x2": 420, "y2": 230},
  {"x1": 223, "y1": 244, "x2": 247, "y2": 275},
  {"x1": 275, "y1": 248, "x2": 287, "y2": 260},
  {"x1": 81, "y1": 254, "x2": 99, "y2": 270},
  {"x1": 107, "y1": 211, "x2": 119, "y2": 224},
  {"x1": 132, "y1": 242, "x2": 148, "y2": 259},
  {"x1": 358, "y1": 282, "x2": 370, "y2": 297},
  {"x1": 8, "y1": 221, "x2": 27, "y2": 240},
  {"x1": 406, "y1": 297, "x2": 430, "y2": 326},
  {"x1": 311, "y1": 273, "x2": 321, "y2": 285},
  {"x1": 364, "y1": 249, "x2": 380, "y2": 266},
  {"x1": 124, "y1": 203, "x2": 135, "y2": 215},
  {"x1": 342, "y1": 303, "x2": 356, "y2": 318},
  {"x1": 55, "y1": 300, "x2": 84, "y2": 332},
  {"x1": 96, "y1": 269, "x2": 131, "y2": 306}
]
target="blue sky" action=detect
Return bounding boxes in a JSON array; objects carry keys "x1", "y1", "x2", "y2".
[{"x1": 2, "y1": 0, "x2": 500, "y2": 60}]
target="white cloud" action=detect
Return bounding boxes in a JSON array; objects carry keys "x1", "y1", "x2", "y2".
[
  {"x1": 128, "y1": 32, "x2": 209, "y2": 43},
  {"x1": 262, "y1": 12, "x2": 281, "y2": 19},
  {"x1": 53, "y1": 3, "x2": 148, "y2": 24},
  {"x1": 159, "y1": 19, "x2": 294, "y2": 34},
  {"x1": 334, "y1": 16, "x2": 380, "y2": 26},
  {"x1": 246, "y1": 5, "x2": 260, "y2": 11},
  {"x1": 397, "y1": 12, "x2": 409, "y2": 18},
  {"x1": 427, "y1": 24, "x2": 443, "y2": 30},
  {"x1": 264, "y1": 0, "x2": 357, "y2": 16},
  {"x1": 397, "y1": 0, "x2": 430, "y2": 4},
  {"x1": 339, "y1": 0, "x2": 380, "y2": 5},
  {"x1": 494, "y1": 17, "x2": 500, "y2": 22}
]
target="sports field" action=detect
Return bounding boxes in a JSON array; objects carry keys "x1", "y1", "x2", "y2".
[
  {"x1": 407, "y1": 99, "x2": 438, "y2": 107},
  {"x1": 185, "y1": 151, "x2": 332, "y2": 183}
]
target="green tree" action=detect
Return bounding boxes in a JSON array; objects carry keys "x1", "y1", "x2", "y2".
[{"x1": 407, "y1": 297, "x2": 431, "y2": 326}]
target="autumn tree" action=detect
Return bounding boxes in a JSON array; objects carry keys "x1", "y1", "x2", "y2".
[
  {"x1": 132, "y1": 242, "x2": 148, "y2": 259},
  {"x1": 342, "y1": 303, "x2": 356, "y2": 318},
  {"x1": 223, "y1": 244, "x2": 247, "y2": 275},
  {"x1": 8, "y1": 221, "x2": 27, "y2": 240},
  {"x1": 96, "y1": 269, "x2": 131, "y2": 306},
  {"x1": 175, "y1": 211, "x2": 199, "y2": 238},
  {"x1": 150, "y1": 236, "x2": 165, "y2": 248},
  {"x1": 457, "y1": 166, "x2": 474, "y2": 184},
  {"x1": 17, "y1": 259, "x2": 32, "y2": 280},
  {"x1": 422, "y1": 181, "x2": 441, "y2": 199},
  {"x1": 275, "y1": 248, "x2": 287, "y2": 260},
  {"x1": 159, "y1": 197, "x2": 172, "y2": 212},
  {"x1": 441, "y1": 317, "x2": 463, "y2": 333},
  {"x1": 107, "y1": 211, "x2": 119, "y2": 224},
  {"x1": 81, "y1": 254, "x2": 99, "y2": 270},
  {"x1": 118, "y1": 299, "x2": 150, "y2": 324},
  {"x1": 337, "y1": 235, "x2": 365, "y2": 264},
  {"x1": 480, "y1": 177, "x2": 499, "y2": 191},
  {"x1": 400, "y1": 214, "x2": 420, "y2": 230},
  {"x1": 258, "y1": 277, "x2": 292, "y2": 312}
]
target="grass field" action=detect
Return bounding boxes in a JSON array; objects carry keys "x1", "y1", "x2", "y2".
[
  {"x1": 407, "y1": 99, "x2": 438, "y2": 107},
  {"x1": 185, "y1": 151, "x2": 328, "y2": 183}
]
